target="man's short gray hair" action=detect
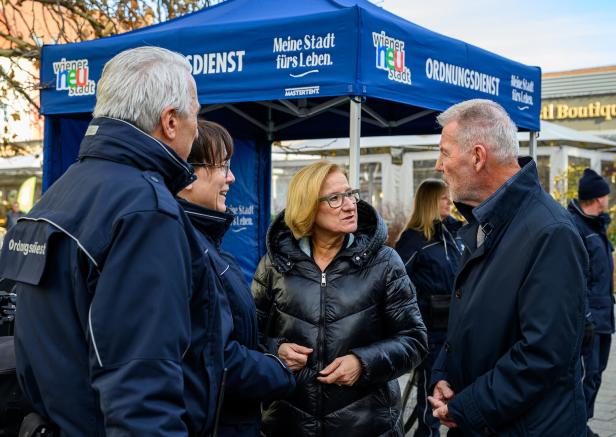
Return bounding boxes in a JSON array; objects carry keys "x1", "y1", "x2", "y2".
[
  {"x1": 436, "y1": 99, "x2": 519, "y2": 163},
  {"x1": 93, "y1": 46, "x2": 196, "y2": 133}
]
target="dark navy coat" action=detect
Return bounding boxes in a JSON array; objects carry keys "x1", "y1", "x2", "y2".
[
  {"x1": 432, "y1": 158, "x2": 587, "y2": 436},
  {"x1": 179, "y1": 199, "x2": 295, "y2": 437},
  {"x1": 395, "y1": 217, "x2": 462, "y2": 333},
  {"x1": 0, "y1": 117, "x2": 226, "y2": 435},
  {"x1": 568, "y1": 200, "x2": 615, "y2": 334}
]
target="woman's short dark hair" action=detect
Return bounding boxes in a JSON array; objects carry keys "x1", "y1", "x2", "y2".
[{"x1": 187, "y1": 119, "x2": 234, "y2": 165}]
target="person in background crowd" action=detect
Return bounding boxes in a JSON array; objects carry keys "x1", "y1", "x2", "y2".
[
  {"x1": 568, "y1": 168, "x2": 615, "y2": 437},
  {"x1": 177, "y1": 120, "x2": 295, "y2": 436},
  {"x1": 395, "y1": 179, "x2": 462, "y2": 437},
  {"x1": 0, "y1": 46, "x2": 227, "y2": 435},
  {"x1": 6, "y1": 202, "x2": 24, "y2": 229},
  {"x1": 252, "y1": 160, "x2": 427, "y2": 437},
  {"x1": 429, "y1": 99, "x2": 587, "y2": 436}
]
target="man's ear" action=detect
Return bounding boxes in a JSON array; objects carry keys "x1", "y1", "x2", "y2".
[
  {"x1": 159, "y1": 106, "x2": 178, "y2": 142},
  {"x1": 472, "y1": 144, "x2": 487, "y2": 171}
]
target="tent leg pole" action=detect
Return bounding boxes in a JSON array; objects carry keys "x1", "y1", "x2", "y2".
[
  {"x1": 529, "y1": 131, "x2": 537, "y2": 162},
  {"x1": 349, "y1": 97, "x2": 361, "y2": 189}
]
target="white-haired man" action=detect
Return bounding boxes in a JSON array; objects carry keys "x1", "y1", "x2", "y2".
[
  {"x1": 0, "y1": 47, "x2": 224, "y2": 435},
  {"x1": 428, "y1": 99, "x2": 587, "y2": 436}
]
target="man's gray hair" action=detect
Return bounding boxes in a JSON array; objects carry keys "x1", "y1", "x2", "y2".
[
  {"x1": 93, "y1": 46, "x2": 196, "y2": 133},
  {"x1": 436, "y1": 99, "x2": 519, "y2": 163}
]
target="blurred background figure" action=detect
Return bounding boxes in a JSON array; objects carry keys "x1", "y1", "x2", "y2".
[
  {"x1": 178, "y1": 120, "x2": 295, "y2": 437},
  {"x1": 394, "y1": 179, "x2": 462, "y2": 437},
  {"x1": 5, "y1": 202, "x2": 24, "y2": 230},
  {"x1": 568, "y1": 168, "x2": 614, "y2": 437},
  {"x1": 252, "y1": 160, "x2": 427, "y2": 437}
]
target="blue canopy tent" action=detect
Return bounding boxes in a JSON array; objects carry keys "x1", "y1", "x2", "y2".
[{"x1": 39, "y1": 0, "x2": 541, "y2": 280}]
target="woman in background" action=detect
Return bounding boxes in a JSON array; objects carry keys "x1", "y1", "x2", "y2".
[
  {"x1": 395, "y1": 178, "x2": 462, "y2": 437},
  {"x1": 178, "y1": 120, "x2": 295, "y2": 437}
]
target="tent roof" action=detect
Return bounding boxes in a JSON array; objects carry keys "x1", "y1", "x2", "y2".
[
  {"x1": 126, "y1": 0, "x2": 394, "y2": 30},
  {"x1": 40, "y1": 0, "x2": 541, "y2": 138}
]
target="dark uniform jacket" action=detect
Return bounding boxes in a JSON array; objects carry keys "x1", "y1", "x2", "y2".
[
  {"x1": 432, "y1": 158, "x2": 587, "y2": 436},
  {"x1": 0, "y1": 117, "x2": 226, "y2": 435},
  {"x1": 568, "y1": 199, "x2": 615, "y2": 334},
  {"x1": 179, "y1": 199, "x2": 295, "y2": 437},
  {"x1": 252, "y1": 200, "x2": 428, "y2": 437},
  {"x1": 395, "y1": 217, "x2": 462, "y2": 332}
]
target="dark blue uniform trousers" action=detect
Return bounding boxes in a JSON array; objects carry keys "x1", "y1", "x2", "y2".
[{"x1": 582, "y1": 333, "x2": 612, "y2": 419}]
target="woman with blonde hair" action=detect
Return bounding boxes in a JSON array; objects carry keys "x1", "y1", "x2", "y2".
[
  {"x1": 394, "y1": 178, "x2": 463, "y2": 437},
  {"x1": 252, "y1": 160, "x2": 427, "y2": 436}
]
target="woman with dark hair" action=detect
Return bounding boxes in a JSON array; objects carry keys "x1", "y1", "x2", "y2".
[
  {"x1": 178, "y1": 120, "x2": 295, "y2": 437},
  {"x1": 394, "y1": 178, "x2": 463, "y2": 437}
]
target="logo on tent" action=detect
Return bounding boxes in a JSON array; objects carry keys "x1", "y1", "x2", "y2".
[
  {"x1": 52, "y1": 58, "x2": 96, "y2": 97},
  {"x1": 284, "y1": 86, "x2": 320, "y2": 97},
  {"x1": 372, "y1": 31, "x2": 411, "y2": 85}
]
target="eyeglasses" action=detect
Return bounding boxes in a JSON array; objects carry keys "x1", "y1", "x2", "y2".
[
  {"x1": 189, "y1": 160, "x2": 231, "y2": 177},
  {"x1": 318, "y1": 189, "x2": 360, "y2": 208}
]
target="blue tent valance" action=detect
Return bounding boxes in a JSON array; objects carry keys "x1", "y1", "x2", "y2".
[{"x1": 40, "y1": 0, "x2": 541, "y2": 133}]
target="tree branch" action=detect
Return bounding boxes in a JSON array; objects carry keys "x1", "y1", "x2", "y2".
[
  {"x1": 0, "y1": 65, "x2": 40, "y2": 112},
  {"x1": 31, "y1": 0, "x2": 106, "y2": 37}
]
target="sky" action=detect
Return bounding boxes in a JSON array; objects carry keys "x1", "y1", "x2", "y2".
[{"x1": 380, "y1": 0, "x2": 616, "y2": 73}]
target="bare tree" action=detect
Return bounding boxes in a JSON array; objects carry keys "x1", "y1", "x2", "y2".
[{"x1": 0, "y1": 0, "x2": 223, "y2": 153}]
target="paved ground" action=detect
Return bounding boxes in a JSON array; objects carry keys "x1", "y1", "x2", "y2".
[
  {"x1": 399, "y1": 338, "x2": 616, "y2": 436},
  {"x1": 588, "y1": 337, "x2": 616, "y2": 437}
]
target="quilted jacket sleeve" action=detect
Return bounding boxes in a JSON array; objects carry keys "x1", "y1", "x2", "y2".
[
  {"x1": 350, "y1": 248, "x2": 428, "y2": 385},
  {"x1": 251, "y1": 254, "x2": 285, "y2": 355}
]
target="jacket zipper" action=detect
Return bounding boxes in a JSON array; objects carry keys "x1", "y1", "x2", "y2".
[{"x1": 317, "y1": 271, "x2": 327, "y2": 428}]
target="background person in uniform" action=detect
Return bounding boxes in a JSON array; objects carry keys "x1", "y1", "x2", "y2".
[
  {"x1": 395, "y1": 179, "x2": 462, "y2": 437},
  {"x1": 567, "y1": 168, "x2": 615, "y2": 437},
  {"x1": 252, "y1": 160, "x2": 427, "y2": 437},
  {"x1": 0, "y1": 46, "x2": 227, "y2": 435},
  {"x1": 428, "y1": 99, "x2": 588, "y2": 436},
  {"x1": 177, "y1": 120, "x2": 295, "y2": 436},
  {"x1": 6, "y1": 202, "x2": 24, "y2": 229}
]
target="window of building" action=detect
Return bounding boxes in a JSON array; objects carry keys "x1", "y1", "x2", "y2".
[
  {"x1": 359, "y1": 162, "x2": 382, "y2": 211},
  {"x1": 536, "y1": 155, "x2": 550, "y2": 191},
  {"x1": 568, "y1": 156, "x2": 591, "y2": 199},
  {"x1": 601, "y1": 159, "x2": 616, "y2": 207},
  {"x1": 413, "y1": 159, "x2": 442, "y2": 191}
]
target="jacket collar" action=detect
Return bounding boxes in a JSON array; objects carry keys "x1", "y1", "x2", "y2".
[
  {"x1": 568, "y1": 199, "x2": 611, "y2": 230},
  {"x1": 177, "y1": 198, "x2": 234, "y2": 243},
  {"x1": 455, "y1": 157, "x2": 539, "y2": 242},
  {"x1": 266, "y1": 200, "x2": 387, "y2": 273},
  {"x1": 78, "y1": 116, "x2": 196, "y2": 195}
]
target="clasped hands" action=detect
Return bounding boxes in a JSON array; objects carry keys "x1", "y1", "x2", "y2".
[
  {"x1": 427, "y1": 380, "x2": 458, "y2": 428},
  {"x1": 278, "y1": 342, "x2": 362, "y2": 386}
]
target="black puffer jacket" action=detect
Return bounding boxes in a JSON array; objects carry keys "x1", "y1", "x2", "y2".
[{"x1": 252, "y1": 201, "x2": 428, "y2": 437}]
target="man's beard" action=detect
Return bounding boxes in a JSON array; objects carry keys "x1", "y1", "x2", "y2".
[{"x1": 449, "y1": 179, "x2": 482, "y2": 205}]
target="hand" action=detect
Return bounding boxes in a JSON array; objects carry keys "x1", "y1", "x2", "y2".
[
  {"x1": 278, "y1": 343, "x2": 313, "y2": 372},
  {"x1": 428, "y1": 380, "x2": 457, "y2": 428},
  {"x1": 317, "y1": 354, "x2": 362, "y2": 386},
  {"x1": 429, "y1": 380, "x2": 455, "y2": 404},
  {"x1": 432, "y1": 402, "x2": 458, "y2": 428}
]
